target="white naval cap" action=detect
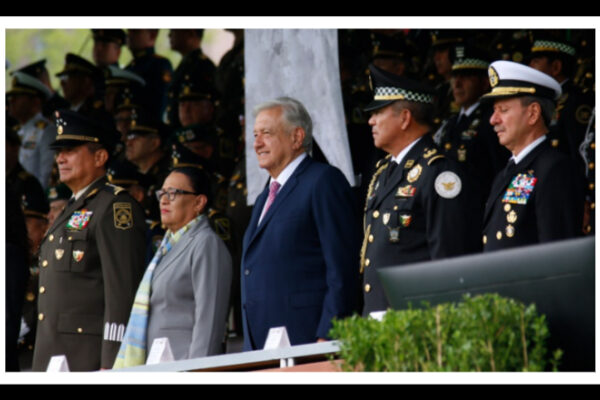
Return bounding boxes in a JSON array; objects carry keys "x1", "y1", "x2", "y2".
[
  {"x1": 7, "y1": 71, "x2": 52, "y2": 100},
  {"x1": 481, "y1": 60, "x2": 562, "y2": 102}
]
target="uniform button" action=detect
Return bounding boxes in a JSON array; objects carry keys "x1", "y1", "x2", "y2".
[
  {"x1": 38, "y1": 313, "x2": 44, "y2": 321},
  {"x1": 68, "y1": 236, "x2": 73, "y2": 241},
  {"x1": 482, "y1": 235, "x2": 487, "y2": 244},
  {"x1": 589, "y1": 183, "x2": 595, "y2": 191},
  {"x1": 373, "y1": 210, "x2": 380, "y2": 219},
  {"x1": 589, "y1": 162, "x2": 595, "y2": 170},
  {"x1": 364, "y1": 284, "x2": 371, "y2": 293},
  {"x1": 496, "y1": 231, "x2": 502, "y2": 240},
  {"x1": 244, "y1": 269, "x2": 250, "y2": 276},
  {"x1": 39, "y1": 286, "x2": 46, "y2": 294},
  {"x1": 585, "y1": 225, "x2": 592, "y2": 234},
  {"x1": 591, "y1": 142, "x2": 596, "y2": 150},
  {"x1": 49, "y1": 234, "x2": 54, "y2": 242},
  {"x1": 42, "y1": 260, "x2": 48, "y2": 268},
  {"x1": 368, "y1": 234, "x2": 374, "y2": 243},
  {"x1": 77, "y1": 328, "x2": 83, "y2": 334},
  {"x1": 591, "y1": 202, "x2": 595, "y2": 210},
  {"x1": 365, "y1": 258, "x2": 370, "y2": 267},
  {"x1": 236, "y1": 183, "x2": 243, "y2": 189},
  {"x1": 230, "y1": 201, "x2": 237, "y2": 207},
  {"x1": 444, "y1": 143, "x2": 452, "y2": 150},
  {"x1": 26, "y1": 292, "x2": 35, "y2": 302}
]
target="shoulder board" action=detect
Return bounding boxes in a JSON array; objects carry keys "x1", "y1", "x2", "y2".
[
  {"x1": 85, "y1": 188, "x2": 100, "y2": 199},
  {"x1": 375, "y1": 154, "x2": 392, "y2": 168},
  {"x1": 427, "y1": 154, "x2": 446, "y2": 166},
  {"x1": 104, "y1": 182, "x2": 126, "y2": 195},
  {"x1": 149, "y1": 220, "x2": 161, "y2": 229},
  {"x1": 35, "y1": 120, "x2": 48, "y2": 129}
]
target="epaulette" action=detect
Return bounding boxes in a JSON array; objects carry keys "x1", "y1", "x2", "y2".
[
  {"x1": 427, "y1": 154, "x2": 446, "y2": 166},
  {"x1": 104, "y1": 182, "x2": 126, "y2": 195},
  {"x1": 375, "y1": 154, "x2": 392, "y2": 169}
]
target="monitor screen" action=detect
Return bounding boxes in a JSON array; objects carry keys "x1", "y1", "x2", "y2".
[{"x1": 378, "y1": 236, "x2": 595, "y2": 372}]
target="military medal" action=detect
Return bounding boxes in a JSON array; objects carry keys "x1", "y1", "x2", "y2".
[
  {"x1": 55, "y1": 249, "x2": 64, "y2": 260},
  {"x1": 389, "y1": 228, "x2": 400, "y2": 243},
  {"x1": 407, "y1": 165, "x2": 422, "y2": 183},
  {"x1": 506, "y1": 210, "x2": 517, "y2": 224},
  {"x1": 399, "y1": 214, "x2": 412, "y2": 227},
  {"x1": 502, "y1": 173, "x2": 537, "y2": 205},
  {"x1": 66, "y1": 209, "x2": 93, "y2": 230},
  {"x1": 72, "y1": 250, "x2": 85, "y2": 262},
  {"x1": 396, "y1": 185, "x2": 416, "y2": 198},
  {"x1": 457, "y1": 147, "x2": 467, "y2": 162},
  {"x1": 383, "y1": 213, "x2": 391, "y2": 225},
  {"x1": 505, "y1": 225, "x2": 515, "y2": 238}
]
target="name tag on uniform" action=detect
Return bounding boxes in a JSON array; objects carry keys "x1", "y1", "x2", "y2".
[
  {"x1": 66, "y1": 209, "x2": 93, "y2": 230},
  {"x1": 502, "y1": 173, "x2": 537, "y2": 205}
]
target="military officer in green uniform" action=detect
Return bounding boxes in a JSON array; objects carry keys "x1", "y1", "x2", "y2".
[
  {"x1": 31, "y1": 110, "x2": 147, "y2": 371},
  {"x1": 361, "y1": 64, "x2": 481, "y2": 315}
]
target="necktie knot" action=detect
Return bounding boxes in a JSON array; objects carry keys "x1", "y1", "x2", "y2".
[{"x1": 269, "y1": 180, "x2": 281, "y2": 196}]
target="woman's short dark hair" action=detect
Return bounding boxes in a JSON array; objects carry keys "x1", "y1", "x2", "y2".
[{"x1": 170, "y1": 166, "x2": 211, "y2": 206}]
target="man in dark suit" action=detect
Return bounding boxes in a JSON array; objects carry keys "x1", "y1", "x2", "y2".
[
  {"x1": 241, "y1": 97, "x2": 360, "y2": 351},
  {"x1": 361, "y1": 64, "x2": 481, "y2": 315},
  {"x1": 481, "y1": 60, "x2": 584, "y2": 252},
  {"x1": 32, "y1": 110, "x2": 146, "y2": 371}
]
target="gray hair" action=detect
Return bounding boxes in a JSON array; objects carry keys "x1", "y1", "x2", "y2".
[
  {"x1": 519, "y1": 96, "x2": 556, "y2": 128},
  {"x1": 253, "y1": 96, "x2": 313, "y2": 153}
]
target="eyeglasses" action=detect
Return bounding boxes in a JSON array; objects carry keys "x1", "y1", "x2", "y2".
[{"x1": 155, "y1": 188, "x2": 199, "y2": 202}]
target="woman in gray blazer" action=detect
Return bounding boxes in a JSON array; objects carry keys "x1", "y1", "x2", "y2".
[{"x1": 114, "y1": 167, "x2": 232, "y2": 368}]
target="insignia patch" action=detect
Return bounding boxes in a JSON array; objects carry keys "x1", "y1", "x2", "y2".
[
  {"x1": 396, "y1": 185, "x2": 416, "y2": 198},
  {"x1": 72, "y1": 250, "x2": 84, "y2": 262},
  {"x1": 434, "y1": 171, "x2": 462, "y2": 199},
  {"x1": 66, "y1": 209, "x2": 93, "y2": 230},
  {"x1": 113, "y1": 202, "x2": 133, "y2": 230},
  {"x1": 407, "y1": 165, "x2": 422, "y2": 183},
  {"x1": 576, "y1": 104, "x2": 592, "y2": 125},
  {"x1": 404, "y1": 159, "x2": 415, "y2": 169},
  {"x1": 55, "y1": 249, "x2": 64, "y2": 260},
  {"x1": 502, "y1": 173, "x2": 537, "y2": 205},
  {"x1": 383, "y1": 213, "x2": 391, "y2": 225},
  {"x1": 457, "y1": 148, "x2": 467, "y2": 162},
  {"x1": 399, "y1": 214, "x2": 412, "y2": 227}
]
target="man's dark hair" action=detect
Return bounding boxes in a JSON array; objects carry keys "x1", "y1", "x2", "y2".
[
  {"x1": 392, "y1": 100, "x2": 434, "y2": 127},
  {"x1": 519, "y1": 95, "x2": 556, "y2": 128}
]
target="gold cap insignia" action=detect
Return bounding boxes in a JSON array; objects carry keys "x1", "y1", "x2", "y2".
[{"x1": 489, "y1": 66, "x2": 499, "y2": 88}]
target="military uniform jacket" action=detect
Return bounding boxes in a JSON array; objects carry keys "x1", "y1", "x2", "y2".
[
  {"x1": 126, "y1": 47, "x2": 173, "y2": 118},
  {"x1": 32, "y1": 177, "x2": 147, "y2": 371},
  {"x1": 433, "y1": 103, "x2": 510, "y2": 198},
  {"x1": 17, "y1": 112, "x2": 55, "y2": 189},
  {"x1": 361, "y1": 135, "x2": 481, "y2": 315},
  {"x1": 483, "y1": 138, "x2": 584, "y2": 252}
]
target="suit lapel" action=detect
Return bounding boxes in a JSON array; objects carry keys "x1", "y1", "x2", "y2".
[
  {"x1": 152, "y1": 218, "x2": 206, "y2": 281},
  {"x1": 247, "y1": 156, "x2": 312, "y2": 246},
  {"x1": 483, "y1": 141, "x2": 549, "y2": 222}
]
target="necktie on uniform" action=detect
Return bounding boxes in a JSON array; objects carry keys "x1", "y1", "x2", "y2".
[
  {"x1": 384, "y1": 161, "x2": 398, "y2": 185},
  {"x1": 503, "y1": 158, "x2": 516, "y2": 178}
]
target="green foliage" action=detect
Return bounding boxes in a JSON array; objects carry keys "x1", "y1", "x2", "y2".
[{"x1": 329, "y1": 293, "x2": 562, "y2": 372}]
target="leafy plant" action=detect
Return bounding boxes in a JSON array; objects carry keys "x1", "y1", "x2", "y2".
[{"x1": 329, "y1": 293, "x2": 562, "y2": 372}]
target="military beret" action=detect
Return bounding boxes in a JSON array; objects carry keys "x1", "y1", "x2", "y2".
[
  {"x1": 6, "y1": 71, "x2": 52, "y2": 100},
  {"x1": 364, "y1": 63, "x2": 435, "y2": 112},
  {"x1": 481, "y1": 60, "x2": 562, "y2": 102}
]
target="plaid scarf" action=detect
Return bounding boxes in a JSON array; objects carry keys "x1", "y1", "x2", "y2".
[{"x1": 112, "y1": 215, "x2": 203, "y2": 369}]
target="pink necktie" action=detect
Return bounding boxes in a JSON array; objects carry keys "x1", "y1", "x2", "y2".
[
  {"x1": 259, "y1": 180, "x2": 281, "y2": 224},
  {"x1": 264, "y1": 180, "x2": 281, "y2": 215}
]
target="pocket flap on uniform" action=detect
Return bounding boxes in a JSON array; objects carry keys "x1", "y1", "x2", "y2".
[
  {"x1": 66, "y1": 229, "x2": 88, "y2": 241},
  {"x1": 58, "y1": 313, "x2": 103, "y2": 335}
]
